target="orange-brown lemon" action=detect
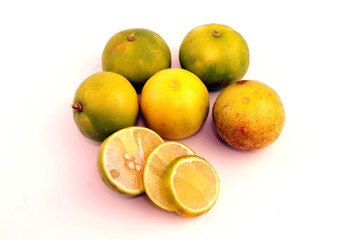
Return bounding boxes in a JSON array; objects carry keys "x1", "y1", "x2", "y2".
[
  {"x1": 212, "y1": 80, "x2": 285, "y2": 151},
  {"x1": 140, "y1": 68, "x2": 209, "y2": 140},
  {"x1": 179, "y1": 23, "x2": 249, "y2": 91}
]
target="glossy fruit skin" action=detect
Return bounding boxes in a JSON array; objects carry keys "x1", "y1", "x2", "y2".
[
  {"x1": 102, "y1": 28, "x2": 171, "y2": 92},
  {"x1": 140, "y1": 68, "x2": 209, "y2": 140},
  {"x1": 212, "y1": 80, "x2": 285, "y2": 151},
  {"x1": 179, "y1": 23, "x2": 249, "y2": 91},
  {"x1": 72, "y1": 72, "x2": 139, "y2": 142}
]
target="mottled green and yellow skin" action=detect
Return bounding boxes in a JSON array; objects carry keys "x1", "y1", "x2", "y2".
[
  {"x1": 72, "y1": 72, "x2": 139, "y2": 142},
  {"x1": 102, "y1": 28, "x2": 171, "y2": 92},
  {"x1": 179, "y1": 23, "x2": 250, "y2": 91}
]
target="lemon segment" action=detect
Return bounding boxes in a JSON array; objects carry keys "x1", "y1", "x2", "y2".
[
  {"x1": 163, "y1": 155, "x2": 220, "y2": 217},
  {"x1": 143, "y1": 141, "x2": 196, "y2": 211},
  {"x1": 97, "y1": 126, "x2": 164, "y2": 196}
]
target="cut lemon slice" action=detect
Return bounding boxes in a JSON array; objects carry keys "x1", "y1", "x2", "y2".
[
  {"x1": 143, "y1": 141, "x2": 195, "y2": 211},
  {"x1": 97, "y1": 126, "x2": 164, "y2": 196},
  {"x1": 163, "y1": 155, "x2": 220, "y2": 217}
]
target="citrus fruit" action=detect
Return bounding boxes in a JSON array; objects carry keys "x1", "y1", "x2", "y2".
[
  {"x1": 162, "y1": 155, "x2": 220, "y2": 217},
  {"x1": 71, "y1": 72, "x2": 139, "y2": 142},
  {"x1": 143, "y1": 141, "x2": 196, "y2": 212},
  {"x1": 140, "y1": 68, "x2": 209, "y2": 140},
  {"x1": 179, "y1": 23, "x2": 250, "y2": 90},
  {"x1": 212, "y1": 80, "x2": 285, "y2": 151},
  {"x1": 97, "y1": 126, "x2": 164, "y2": 196},
  {"x1": 102, "y1": 28, "x2": 171, "y2": 91}
]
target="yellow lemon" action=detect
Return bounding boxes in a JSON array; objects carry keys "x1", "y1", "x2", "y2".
[
  {"x1": 140, "y1": 68, "x2": 209, "y2": 140},
  {"x1": 102, "y1": 28, "x2": 171, "y2": 91},
  {"x1": 212, "y1": 80, "x2": 285, "y2": 151},
  {"x1": 179, "y1": 23, "x2": 250, "y2": 90},
  {"x1": 72, "y1": 72, "x2": 139, "y2": 142},
  {"x1": 97, "y1": 126, "x2": 164, "y2": 196}
]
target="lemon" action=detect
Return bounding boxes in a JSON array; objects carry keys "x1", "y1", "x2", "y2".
[
  {"x1": 102, "y1": 28, "x2": 171, "y2": 91},
  {"x1": 179, "y1": 23, "x2": 250, "y2": 90},
  {"x1": 140, "y1": 68, "x2": 209, "y2": 140},
  {"x1": 143, "y1": 141, "x2": 195, "y2": 212},
  {"x1": 162, "y1": 155, "x2": 220, "y2": 217},
  {"x1": 212, "y1": 80, "x2": 285, "y2": 151},
  {"x1": 97, "y1": 126, "x2": 164, "y2": 196},
  {"x1": 72, "y1": 72, "x2": 139, "y2": 142}
]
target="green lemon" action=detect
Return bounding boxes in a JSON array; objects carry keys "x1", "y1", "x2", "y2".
[
  {"x1": 71, "y1": 72, "x2": 139, "y2": 142},
  {"x1": 179, "y1": 23, "x2": 250, "y2": 90},
  {"x1": 102, "y1": 28, "x2": 171, "y2": 91}
]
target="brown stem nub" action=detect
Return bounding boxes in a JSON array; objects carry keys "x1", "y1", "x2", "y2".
[
  {"x1": 212, "y1": 29, "x2": 221, "y2": 37},
  {"x1": 71, "y1": 102, "x2": 83, "y2": 112},
  {"x1": 127, "y1": 32, "x2": 137, "y2": 42}
]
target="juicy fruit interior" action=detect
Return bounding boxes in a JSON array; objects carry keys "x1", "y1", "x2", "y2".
[
  {"x1": 163, "y1": 155, "x2": 220, "y2": 217},
  {"x1": 173, "y1": 161, "x2": 218, "y2": 208},
  {"x1": 143, "y1": 141, "x2": 196, "y2": 212},
  {"x1": 97, "y1": 127, "x2": 164, "y2": 195}
]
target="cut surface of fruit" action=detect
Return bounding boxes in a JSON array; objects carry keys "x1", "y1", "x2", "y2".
[
  {"x1": 163, "y1": 155, "x2": 220, "y2": 217},
  {"x1": 97, "y1": 126, "x2": 164, "y2": 196},
  {"x1": 143, "y1": 141, "x2": 195, "y2": 211}
]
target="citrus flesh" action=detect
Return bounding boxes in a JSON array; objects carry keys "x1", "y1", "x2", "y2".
[
  {"x1": 212, "y1": 80, "x2": 285, "y2": 151},
  {"x1": 143, "y1": 141, "x2": 196, "y2": 212},
  {"x1": 179, "y1": 23, "x2": 250, "y2": 90},
  {"x1": 163, "y1": 155, "x2": 220, "y2": 217},
  {"x1": 72, "y1": 72, "x2": 139, "y2": 142},
  {"x1": 102, "y1": 28, "x2": 171, "y2": 91},
  {"x1": 140, "y1": 68, "x2": 209, "y2": 140},
  {"x1": 97, "y1": 126, "x2": 164, "y2": 196}
]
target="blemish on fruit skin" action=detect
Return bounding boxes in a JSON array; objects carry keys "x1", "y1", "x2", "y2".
[
  {"x1": 242, "y1": 97, "x2": 249, "y2": 104},
  {"x1": 169, "y1": 80, "x2": 180, "y2": 89},
  {"x1": 110, "y1": 169, "x2": 120, "y2": 178},
  {"x1": 236, "y1": 80, "x2": 248, "y2": 85}
]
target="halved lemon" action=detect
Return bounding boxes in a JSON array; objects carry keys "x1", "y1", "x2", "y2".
[
  {"x1": 143, "y1": 141, "x2": 195, "y2": 211},
  {"x1": 163, "y1": 155, "x2": 220, "y2": 217},
  {"x1": 97, "y1": 126, "x2": 164, "y2": 196}
]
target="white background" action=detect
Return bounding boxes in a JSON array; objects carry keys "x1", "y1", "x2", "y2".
[{"x1": 1, "y1": 0, "x2": 360, "y2": 239}]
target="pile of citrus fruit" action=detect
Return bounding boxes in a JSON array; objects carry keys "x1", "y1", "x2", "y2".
[{"x1": 71, "y1": 23, "x2": 285, "y2": 217}]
